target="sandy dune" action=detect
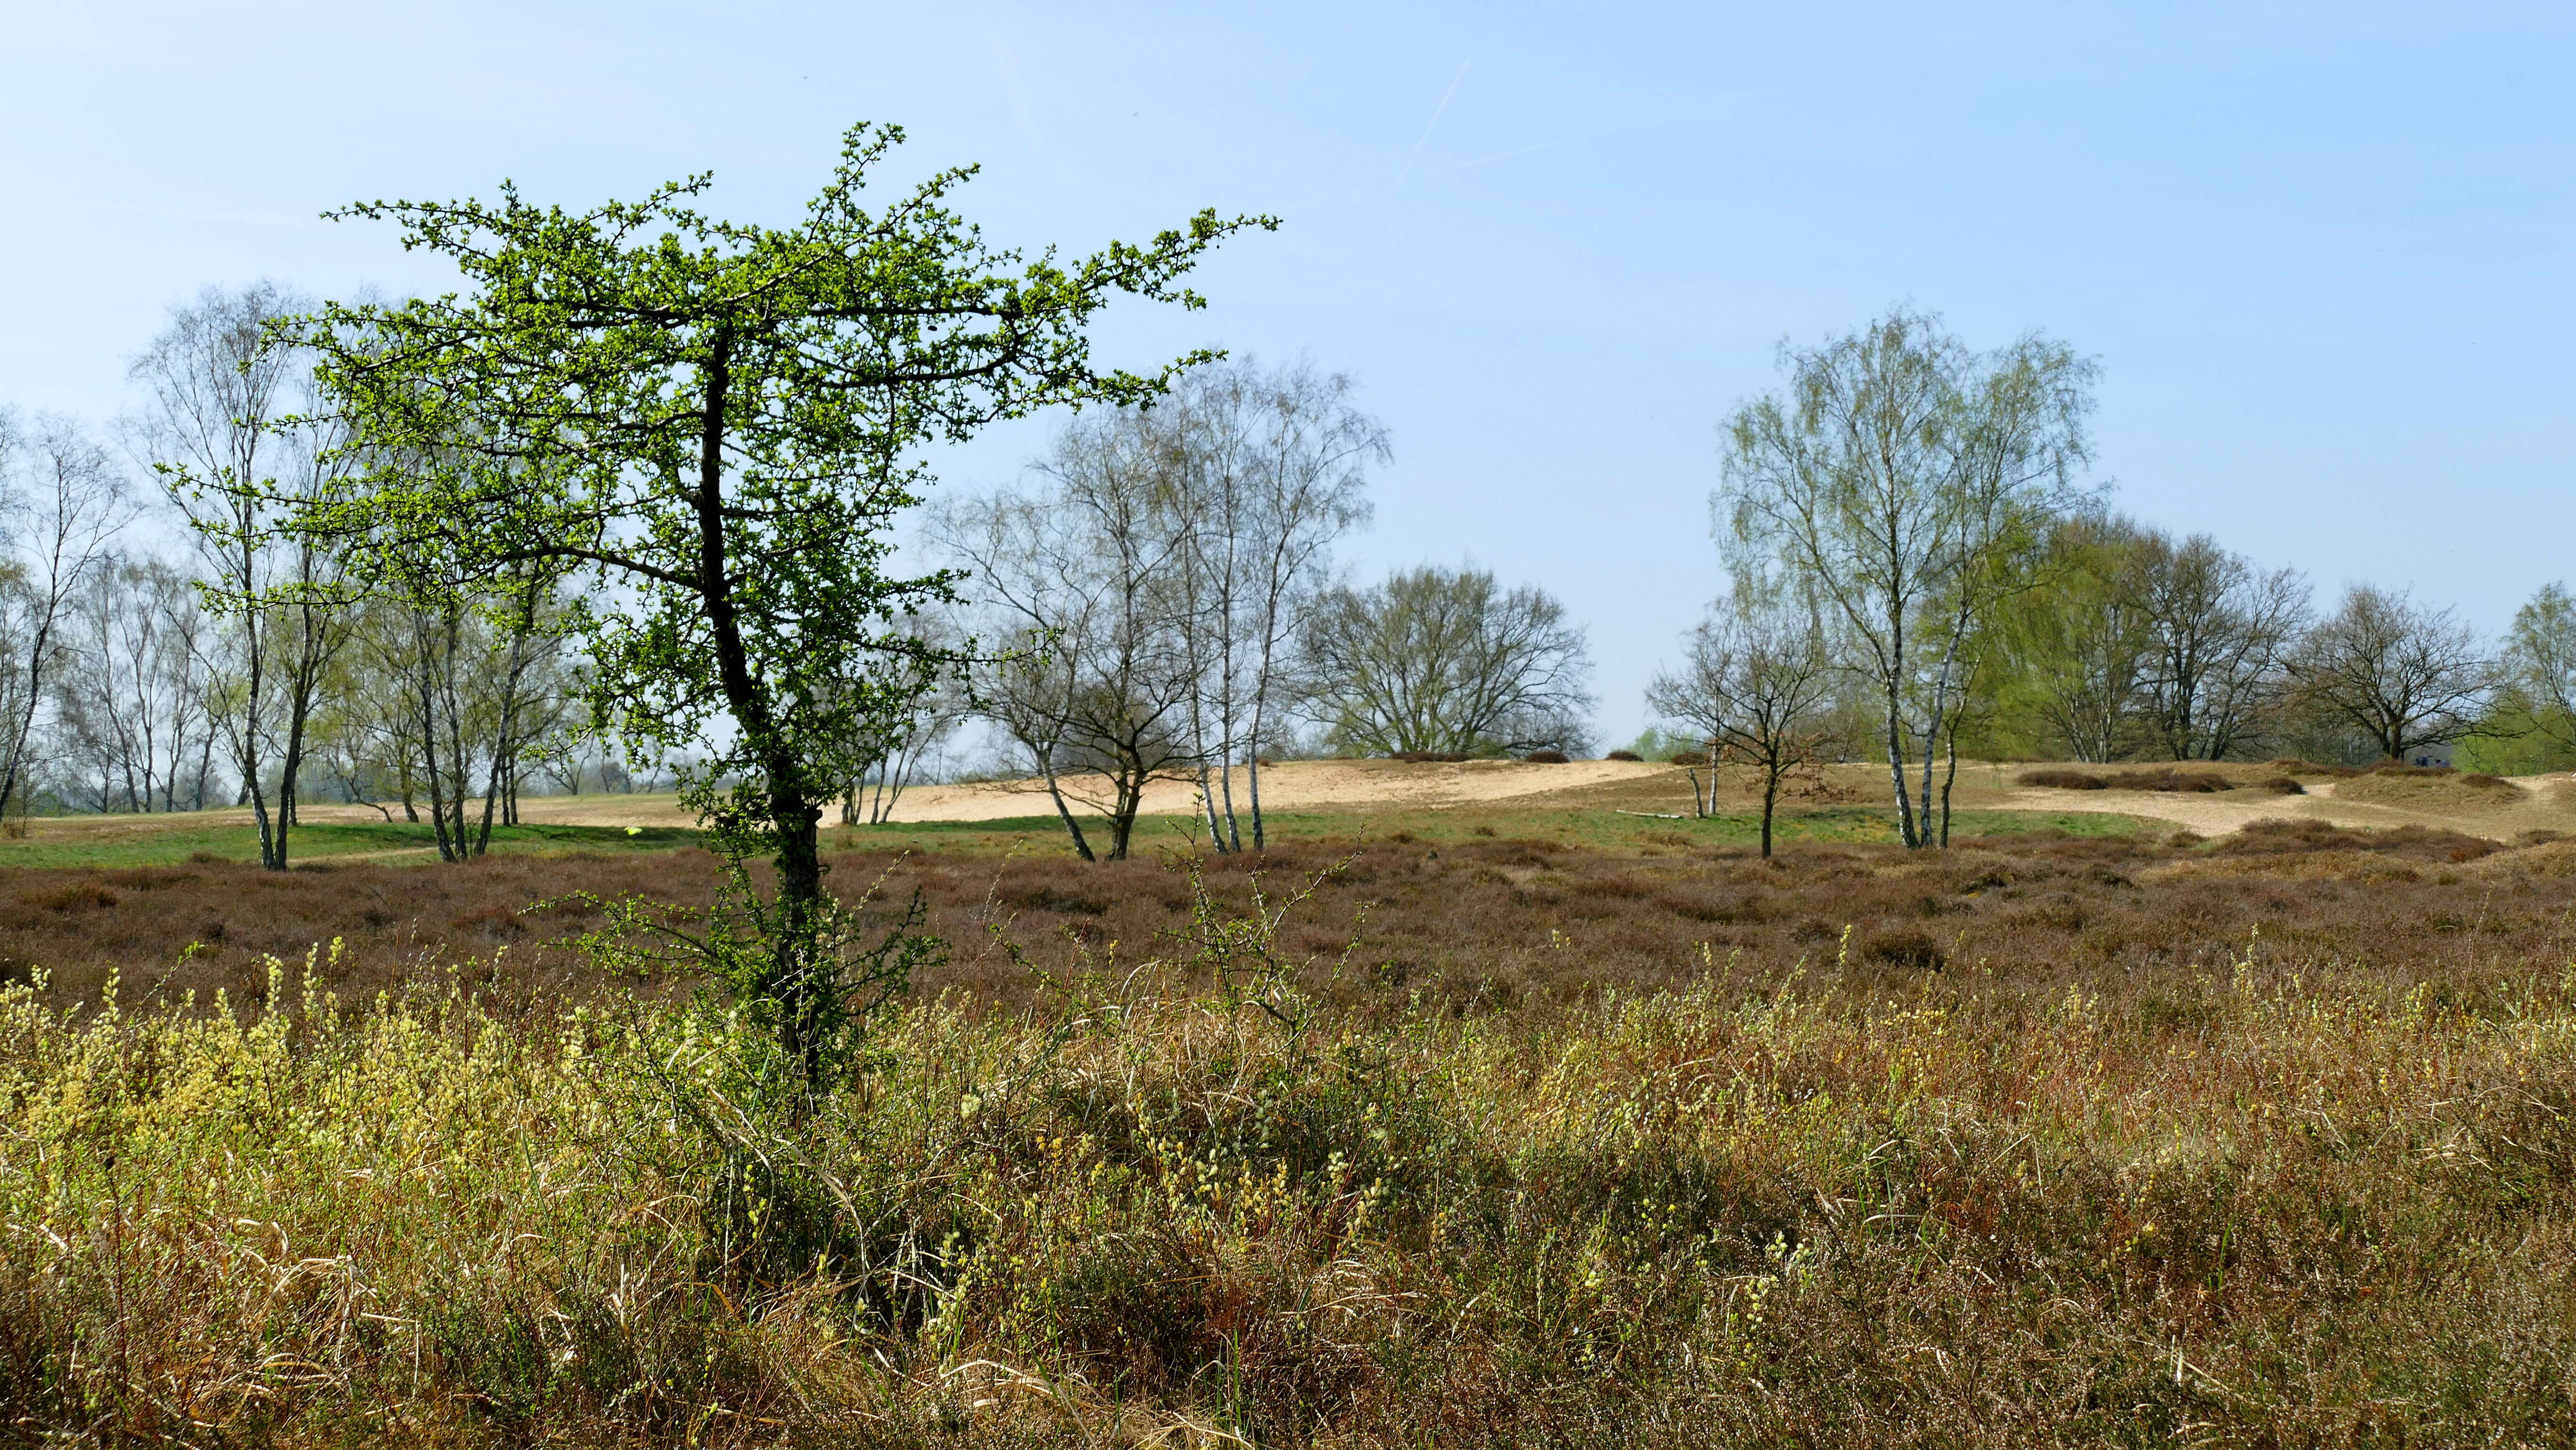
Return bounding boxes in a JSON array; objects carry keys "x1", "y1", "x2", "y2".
[
  {"x1": 26, "y1": 760, "x2": 2573, "y2": 846},
  {"x1": 877, "y1": 757, "x2": 1671, "y2": 823},
  {"x1": 2000, "y1": 774, "x2": 2576, "y2": 839}
]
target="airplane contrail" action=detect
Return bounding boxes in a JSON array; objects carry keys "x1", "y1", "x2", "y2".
[{"x1": 1393, "y1": 59, "x2": 1472, "y2": 196}]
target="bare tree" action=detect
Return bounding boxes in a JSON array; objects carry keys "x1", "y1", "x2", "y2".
[
  {"x1": 129, "y1": 282, "x2": 354, "y2": 867},
  {"x1": 1299, "y1": 564, "x2": 1594, "y2": 757},
  {"x1": 56, "y1": 556, "x2": 219, "y2": 813},
  {"x1": 0, "y1": 412, "x2": 133, "y2": 824},
  {"x1": 2286, "y1": 585, "x2": 2489, "y2": 762},
  {"x1": 1646, "y1": 600, "x2": 1838, "y2": 856},
  {"x1": 1720, "y1": 308, "x2": 2094, "y2": 847},
  {"x1": 1157, "y1": 359, "x2": 1382, "y2": 850},
  {"x1": 313, "y1": 574, "x2": 579, "y2": 851},
  {"x1": 2136, "y1": 532, "x2": 2309, "y2": 761},
  {"x1": 836, "y1": 609, "x2": 966, "y2": 827},
  {"x1": 942, "y1": 418, "x2": 1201, "y2": 862}
]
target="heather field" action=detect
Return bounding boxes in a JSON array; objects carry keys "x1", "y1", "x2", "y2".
[{"x1": 8, "y1": 785, "x2": 2576, "y2": 1445}]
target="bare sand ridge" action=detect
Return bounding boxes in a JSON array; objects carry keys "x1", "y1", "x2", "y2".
[
  {"x1": 23, "y1": 759, "x2": 2575, "y2": 846},
  {"x1": 877, "y1": 757, "x2": 1673, "y2": 823},
  {"x1": 1998, "y1": 774, "x2": 2575, "y2": 839}
]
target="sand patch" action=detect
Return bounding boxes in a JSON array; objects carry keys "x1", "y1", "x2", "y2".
[{"x1": 879, "y1": 757, "x2": 1671, "y2": 823}]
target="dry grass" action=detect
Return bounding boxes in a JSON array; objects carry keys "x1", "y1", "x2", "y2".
[
  {"x1": 2337, "y1": 770, "x2": 2527, "y2": 811},
  {"x1": 2016, "y1": 767, "x2": 2244, "y2": 793},
  {"x1": 14, "y1": 823, "x2": 2576, "y2": 1018},
  {"x1": 9, "y1": 882, "x2": 2576, "y2": 1443},
  {"x1": 11, "y1": 823, "x2": 2576, "y2": 1442}
]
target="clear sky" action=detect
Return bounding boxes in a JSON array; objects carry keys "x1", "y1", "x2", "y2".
[{"x1": 4, "y1": 2, "x2": 2569, "y2": 748}]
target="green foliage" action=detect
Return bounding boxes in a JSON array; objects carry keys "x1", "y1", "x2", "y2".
[
  {"x1": 1621, "y1": 726, "x2": 1688, "y2": 760},
  {"x1": 2457, "y1": 694, "x2": 2576, "y2": 775},
  {"x1": 570, "y1": 855, "x2": 942, "y2": 1089},
  {"x1": 292, "y1": 121, "x2": 1271, "y2": 1064},
  {"x1": 301, "y1": 122, "x2": 1264, "y2": 832}
]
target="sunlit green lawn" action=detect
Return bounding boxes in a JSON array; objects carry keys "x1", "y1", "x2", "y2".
[{"x1": 0, "y1": 820, "x2": 704, "y2": 870}]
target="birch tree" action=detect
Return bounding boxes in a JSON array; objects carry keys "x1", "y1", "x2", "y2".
[
  {"x1": 941, "y1": 420, "x2": 1202, "y2": 862},
  {"x1": 0, "y1": 412, "x2": 132, "y2": 824},
  {"x1": 1645, "y1": 599, "x2": 1838, "y2": 856},
  {"x1": 1160, "y1": 359, "x2": 1379, "y2": 850},
  {"x1": 1718, "y1": 308, "x2": 2093, "y2": 847},
  {"x1": 130, "y1": 282, "x2": 353, "y2": 867}
]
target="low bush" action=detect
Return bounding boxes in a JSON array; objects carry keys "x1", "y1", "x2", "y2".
[
  {"x1": 2117, "y1": 767, "x2": 2236, "y2": 793},
  {"x1": 1386, "y1": 750, "x2": 1473, "y2": 763},
  {"x1": 1521, "y1": 749, "x2": 1570, "y2": 764},
  {"x1": 1666, "y1": 750, "x2": 1711, "y2": 766},
  {"x1": 1604, "y1": 749, "x2": 1643, "y2": 762},
  {"x1": 2268, "y1": 757, "x2": 2365, "y2": 778},
  {"x1": 2339, "y1": 768, "x2": 2525, "y2": 810},
  {"x1": 2017, "y1": 767, "x2": 2236, "y2": 793}
]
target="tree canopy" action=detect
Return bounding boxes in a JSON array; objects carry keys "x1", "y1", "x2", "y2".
[{"x1": 294, "y1": 122, "x2": 1272, "y2": 1070}]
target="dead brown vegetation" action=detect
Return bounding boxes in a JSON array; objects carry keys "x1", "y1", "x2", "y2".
[
  {"x1": 2014, "y1": 767, "x2": 2238, "y2": 793},
  {"x1": 2337, "y1": 768, "x2": 2525, "y2": 810},
  {"x1": 16, "y1": 822, "x2": 2576, "y2": 1020}
]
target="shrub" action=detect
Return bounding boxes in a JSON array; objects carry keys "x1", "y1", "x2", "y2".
[
  {"x1": 1386, "y1": 751, "x2": 1473, "y2": 764},
  {"x1": 2019, "y1": 768, "x2": 2237, "y2": 793},
  {"x1": 2257, "y1": 776, "x2": 2306, "y2": 794},
  {"x1": 1857, "y1": 927, "x2": 1947, "y2": 972},
  {"x1": 2268, "y1": 757, "x2": 2364, "y2": 778},
  {"x1": 1521, "y1": 750, "x2": 1570, "y2": 764},
  {"x1": 1667, "y1": 750, "x2": 1711, "y2": 766},
  {"x1": 1604, "y1": 749, "x2": 1642, "y2": 762},
  {"x1": 2117, "y1": 768, "x2": 2236, "y2": 793}
]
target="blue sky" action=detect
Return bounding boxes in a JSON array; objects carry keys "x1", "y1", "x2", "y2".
[{"x1": 4, "y1": 2, "x2": 2569, "y2": 746}]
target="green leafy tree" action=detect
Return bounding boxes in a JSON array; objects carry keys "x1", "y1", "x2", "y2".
[{"x1": 294, "y1": 123, "x2": 1270, "y2": 1073}]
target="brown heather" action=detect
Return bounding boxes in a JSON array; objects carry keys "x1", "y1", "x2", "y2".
[{"x1": 4, "y1": 825, "x2": 2576, "y2": 1444}]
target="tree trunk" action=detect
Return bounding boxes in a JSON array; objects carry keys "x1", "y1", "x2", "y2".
[
  {"x1": 1217, "y1": 755, "x2": 1241, "y2": 853},
  {"x1": 689, "y1": 327, "x2": 840, "y2": 1075},
  {"x1": 1036, "y1": 741, "x2": 1095, "y2": 861},
  {"x1": 1196, "y1": 759, "x2": 1227, "y2": 849},
  {"x1": 1939, "y1": 728, "x2": 1962, "y2": 847},
  {"x1": 1107, "y1": 757, "x2": 1143, "y2": 860}
]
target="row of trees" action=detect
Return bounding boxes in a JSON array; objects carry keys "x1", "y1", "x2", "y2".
[
  {"x1": 1648, "y1": 307, "x2": 2574, "y2": 852},
  {"x1": 0, "y1": 287, "x2": 610, "y2": 859},
  {"x1": 937, "y1": 359, "x2": 1598, "y2": 860},
  {"x1": 6, "y1": 297, "x2": 1602, "y2": 877}
]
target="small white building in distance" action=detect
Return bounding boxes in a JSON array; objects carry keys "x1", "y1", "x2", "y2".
[{"x1": 2406, "y1": 741, "x2": 2455, "y2": 769}]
